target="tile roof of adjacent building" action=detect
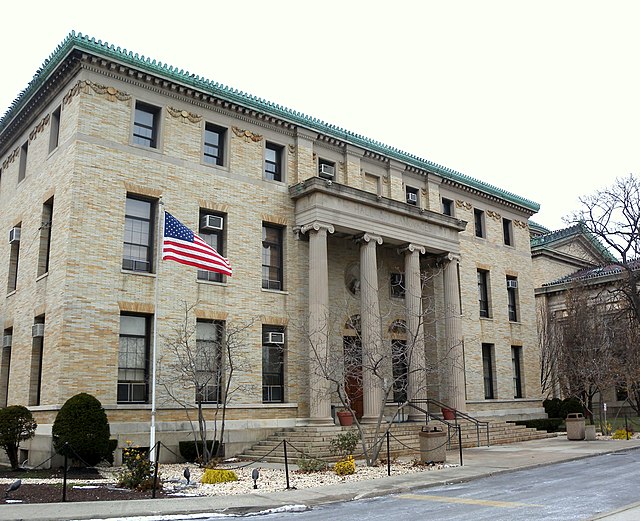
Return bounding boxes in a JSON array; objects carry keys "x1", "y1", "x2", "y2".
[
  {"x1": 530, "y1": 222, "x2": 616, "y2": 262},
  {"x1": 0, "y1": 31, "x2": 540, "y2": 214},
  {"x1": 542, "y1": 258, "x2": 640, "y2": 287}
]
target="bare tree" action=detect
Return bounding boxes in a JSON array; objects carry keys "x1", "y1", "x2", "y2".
[
  {"x1": 566, "y1": 174, "x2": 640, "y2": 321},
  {"x1": 300, "y1": 265, "x2": 457, "y2": 466},
  {"x1": 545, "y1": 284, "x2": 618, "y2": 422},
  {"x1": 158, "y1": 301, "x2": 254, "y2": 463}
]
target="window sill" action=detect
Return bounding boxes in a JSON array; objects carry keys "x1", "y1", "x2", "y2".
[
  {"x1": 261, "y1": 288, "x2": 289, "y2": 295},
  {"x1": 6, "y1": 290, "x2": 16, "y2": 298},
  {"x1": 121, "y1": 269, "x2": 156, "y2": 278},
  {"x1": 479, "y1": 316, "x2": 493, "y2": 321},
  {"x1": 36, "y1": 272, "x2": 49, "y2": 283},
  {"x1": 196, "y1": 279, "x2": 228, "y2": 287}
]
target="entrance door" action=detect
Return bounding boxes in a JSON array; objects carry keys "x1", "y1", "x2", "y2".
[{"x1": 343, "y1": 336, "x2": 363, "y2": 419}]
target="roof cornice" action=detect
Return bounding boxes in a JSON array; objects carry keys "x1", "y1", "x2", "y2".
[{"x1": 0, "y1": 31, "x2": 540, "y2": 213}]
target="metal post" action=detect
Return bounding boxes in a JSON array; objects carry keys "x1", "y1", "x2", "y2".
[
  {"x1": 152, "y1": 442, "x2": 160, "y2": 498},
  {"x1": 62, "y1": 443, "x2": 68, "y2": 502},
  {"x1": 386, "y1": 430, "x2": 391, "y2": 476},
  {"x1": 283, "y1": 440, "x2": 291, "y2": 489},
  {"x1": 625, "y1": 415, "x2": 629, "y2": 440},
  {"x1": 458, "y1": 426, "x2": 463, "y2": 466}
]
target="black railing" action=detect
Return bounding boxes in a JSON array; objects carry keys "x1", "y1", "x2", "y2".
[{"x1": 406, "y1": 398, "x2": 490, "y2": 448}]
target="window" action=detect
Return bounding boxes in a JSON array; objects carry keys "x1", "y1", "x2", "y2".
[
  {"x1": 512, "y1": 346, "x2": 523, "y2": 398},
  {"x1": 507, "y1": 276, "x2": 518, "y2": 322},
  {"x1": 133, "y1": 102, "x2": 160, "y2": 148},
  {"x1": 262, "y1": 224, "x2": 283, "y2": 290},
  {"x1": 405, "y1": 186, "x2": 419, "y2": 206},
  {"x1": 37, "y1": 198, "x2": 54, "y2": 277},
  {"x1": 204, "y1": 123, "x2": 225, "y2": 166},
  {"x1": 265, "y1": 142, "x2": 283, "y2": 181},
  {"x1": 0, "y1": 328, "x2": 12, "y2": 408},
  {"x1": 442, "y1": 198, "x2": 453, "y2": 216},
  {"x1": 198, "y1": 210, "x2": 225, "y2": 283},
  {"x1": 392, "y1": 339, "x2": 408, "y2": 403},
  {"x1": 503, "y1": 218, "x2": 513, "y2": 246},
  {"x1": 477, "y1": 269, "x2": 490, "y2": 318},
  {"x1": 7, "y1": 224, "x2": 21, "y2": 293},
  {"x1": 474, "y1": 209, "x2": 485, "y2": 238},
  {"x1": 262, "y1": 326, "x2": 285, "y2": 403},
  {"x1": 390, "y1": 273, "x2": 405, "y2": 299},
  {"x1": 482, "y1": 343, "x2": 495, "y2": 399},
  {"x1": 123, "y1": 196, "x2": 154, "y2": 272},
  {"x1": 195, "y1": 320, "x2": 223, "y2": 403},
  {"x1": 18, "y1": 141, "x2": 28, "y2": 183},
  {"x1": 29, "y1": 316, "x2": 45, "y2": 406},
  {"x1": 118, "y1": 314, "x2": 150, "y2": 403},
  {"x1": 49, "y1": 106, "x2": 61, "y2": 152}
]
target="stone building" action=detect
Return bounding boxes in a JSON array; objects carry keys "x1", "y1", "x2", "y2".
[{"x1": 0, "y1": 33, "x2": 544, "y2": 464}]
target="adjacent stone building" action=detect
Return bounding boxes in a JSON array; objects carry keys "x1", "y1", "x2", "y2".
[{"x1": 0, "y1": 33, "x2": 544, "y2": 464}]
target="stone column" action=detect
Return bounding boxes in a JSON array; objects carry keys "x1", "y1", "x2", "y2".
[
  {"x1": 303, "y1": 222, "x2": 335, "y2": 424},
  {"x1": 358, "y1": 233, "x2": 384, "y2": 423},
  {"x1": 443, "y1": 253, "x2": 466, "y2": 412},
  {"x1": 400, "y1": 243, "x2": 427, "y2": 421}
]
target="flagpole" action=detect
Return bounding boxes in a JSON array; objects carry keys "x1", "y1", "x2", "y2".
[{"x1": 150, "y1": 199, "x2": 164, "y2": 462}]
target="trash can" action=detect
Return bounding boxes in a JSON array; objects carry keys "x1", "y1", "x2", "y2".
[
  {"x1": 566, "y1": 413, "x2": 585, "y2": 440},
  {"x1": 419, "y1": 427, "x2": 447, "y2": 463},
  {"x1": 585, "y1": 424, "x2": 596, "y2": 441}
]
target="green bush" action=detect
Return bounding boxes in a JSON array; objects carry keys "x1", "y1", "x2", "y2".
[
  {"x1": 117, "y1": 442, "x2": 160, "y2": 490},
  {"x1": 179, "y1": 440, "x2": 221, "y2": 463},
  {"x1": 560, "y1": 397, "x2": 583, "y2": 419},
  {"x1": 329, "y1": 430, "x2": 359, "y2": 459},
  {"x1": 543, "y1": 398, "x2": 563, "y2": 418},
  {"x1": 514, "y1": 418, "x2": 564, "y2": 432},
  {"x1": 297, "y1": 454, "x2": 328, "y2": 472},
  {"x1": 0, "y1": 405, "x2": 37, "y2": 470},
  {"x1": 52, "y1": 393, "x2": 111, "y2": 467}
]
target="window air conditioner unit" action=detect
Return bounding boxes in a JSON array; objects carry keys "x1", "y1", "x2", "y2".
[
  {"x1": 319, "y1": 164, "x2": 335, "y2": 179},
  {"x1": 201, "y1": 215, "x2": 224, "y2": 231},
  {"x1": 267, "y1": 332, "x2": 285, "y2": 344},
  {"x1": 9, "y1": 227, "x2": 21, "y2": 244},
  {"x1": 32, "y1": 324, "x2": 45, "y2": 338},
  {"x1": 1, "y1": 335, "x2": 11, "y2": 348},
  {"x1": 406, "y1": 192, "x2": 418, "y2": 204},
  {"x1": 507, "y1": 279, "x2": 518, "y2": 289}
]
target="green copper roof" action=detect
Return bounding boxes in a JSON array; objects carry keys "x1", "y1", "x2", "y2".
[
  {"x1": 530, "y1": 223, "x2": 616, "y2": 262},
  {"x1": 1, "y1": 31, "x2": 540, "y2": 213}
]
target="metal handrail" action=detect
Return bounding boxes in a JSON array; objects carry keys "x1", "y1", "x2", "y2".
[
  {"x1": 408, "y1": 398, "x2": 491, "y2": 447},
  {"x1": 399, "y1": 401, "x2": 464, "y2": 465}
]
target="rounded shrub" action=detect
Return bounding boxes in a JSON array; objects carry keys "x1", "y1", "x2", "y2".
[
  {"x1": 334, "y1": 455, "x2": 356, "y2": 476},
  {"x1": 0, "y1": 405, "x2": 37, "y2": 470},
  {"x1": 52, "y1": 393, "x2": 111, "y2": 466},
  {"x1": 201, "y1": 468, "x2": 238, "y2": 484}
]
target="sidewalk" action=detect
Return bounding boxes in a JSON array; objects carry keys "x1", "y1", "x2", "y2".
[{"x1": 1, "y1": 436, "x2": 640, "y2": 521}]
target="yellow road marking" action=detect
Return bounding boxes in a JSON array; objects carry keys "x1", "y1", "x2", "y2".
[{"x1": 398, "y1": 493, "x2": 543, "y2": 508}]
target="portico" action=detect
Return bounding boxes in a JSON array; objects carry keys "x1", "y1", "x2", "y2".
[{"x1": 290, "y1": 178, "x2": 467, "y2": 425}]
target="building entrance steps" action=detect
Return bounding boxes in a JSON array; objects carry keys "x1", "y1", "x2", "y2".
[{"x1": 236, "y1": 419, "x2": 556, "y2": 464}]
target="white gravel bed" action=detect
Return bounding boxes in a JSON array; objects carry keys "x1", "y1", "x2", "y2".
[{"x1": 0, "y1": 459, "x2": 456, "y2": 496}]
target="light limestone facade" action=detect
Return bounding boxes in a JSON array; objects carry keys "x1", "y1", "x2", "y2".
[{"x1": 0, "y1": 34, "x2": 544, "y2": 464}]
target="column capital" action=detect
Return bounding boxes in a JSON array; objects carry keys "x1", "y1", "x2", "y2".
[
  {"x1": 300, "y1": 221, "x2": 335, "y2": 235},
  {"x1": 398, "y1": 243, "x2": 426, "y2": 256},
  {"x1": 356, "y1": 232, "x2": 383, "y2": 245},
  {"x1": 438, "y1": 252, "x2": 461, "y2": 265}
]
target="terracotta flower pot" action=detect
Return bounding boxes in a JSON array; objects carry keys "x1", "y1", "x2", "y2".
[
  {"x1": 336, "y1": 411, "x2": 353, "y2": 426},
  {"x1": 441, "y1": 407, "x2": 456, "y2": 421}
]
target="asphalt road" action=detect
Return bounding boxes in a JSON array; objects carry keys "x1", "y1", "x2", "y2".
[{"x1": 248, "y1": 450, "x2": 640, "y2": 521}]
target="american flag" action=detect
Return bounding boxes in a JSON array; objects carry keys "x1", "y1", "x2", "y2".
[{"x1": 162, "y1": 212, "x2": 232, "y2": 276}]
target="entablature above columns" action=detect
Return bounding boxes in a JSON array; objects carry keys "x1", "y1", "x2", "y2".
[{"x1": 289, "y1": 177, "x2": 466, "y2": 254}]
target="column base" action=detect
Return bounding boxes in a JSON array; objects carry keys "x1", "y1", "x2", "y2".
[
  {"x1": 359, "y1": 415, "x2": 383, "y2": 424},
  {"x1": 304, "y1": 417, "x2": 336, "y2": 426},
  {"x1": 407, "y1": 412, "x2": 427, "y2": 423}
]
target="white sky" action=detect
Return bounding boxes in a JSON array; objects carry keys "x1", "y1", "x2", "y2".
[{"x1": 2, "y1": 0, "x2": 639, "y2": 231}]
